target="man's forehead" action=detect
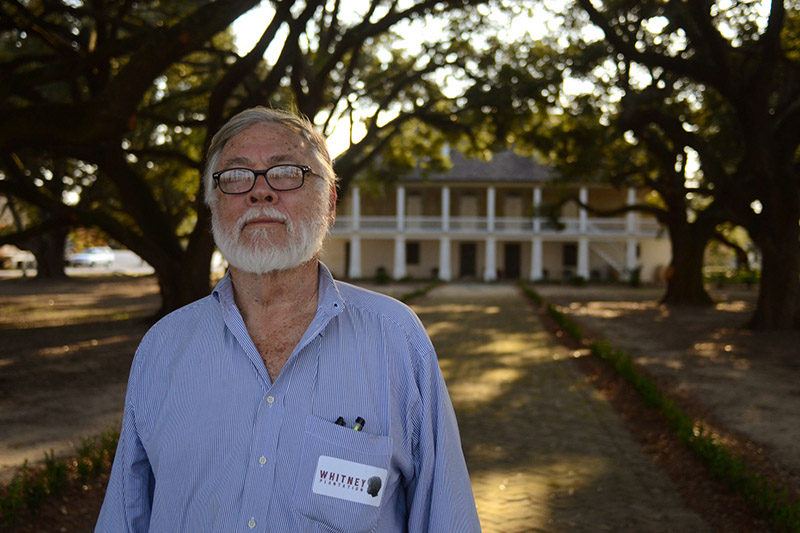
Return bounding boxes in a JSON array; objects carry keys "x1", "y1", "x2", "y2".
[
  {"x1": 220, "y1": 122, "x2": 311, "y2": 166},
  {"x1": 220, "y1": 153, "x2": 296, "y2": 167},
  {"x1": 237, "y1": 122, "x2": 305, "y2": 143}
]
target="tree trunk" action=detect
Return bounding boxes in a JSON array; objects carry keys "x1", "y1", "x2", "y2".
[
  {"x1": 32, "y1": 227, "x2": 69, "y2": 279},
  {"x1": 747, "y1": 205, "x2": 800, "y2": 330},
  {"x1": 152, "y1": 216, "x2": 217, "y2": 318},
  {"x1": 660, "y1": 220, "x2": 714, "y2": 306},
  {"x1": 155, "y1": 253, "x2": 214, "y2": 318},
  {"x1": 741, "y1": 127, "x2": 800, "y2": 329}
]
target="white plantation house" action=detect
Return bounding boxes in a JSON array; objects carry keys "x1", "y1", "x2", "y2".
[{"x1": 321, "y1": 149, "x2": 670, "y2": 283}]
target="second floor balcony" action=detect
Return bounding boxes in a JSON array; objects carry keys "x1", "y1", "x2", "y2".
[{"x1": 332, "y1": 215, "x2": 662, "y2": 237}]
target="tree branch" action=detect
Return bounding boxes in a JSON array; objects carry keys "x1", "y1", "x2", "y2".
[{"x1": 0, "y1": 0, "x2": 260, "y2": 150}]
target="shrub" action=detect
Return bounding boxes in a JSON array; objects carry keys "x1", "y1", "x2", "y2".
[{"x1": 375, "y1": 266, "x2": 390, "y2": 284}]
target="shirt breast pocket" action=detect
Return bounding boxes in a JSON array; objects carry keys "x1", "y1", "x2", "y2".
[{"x1": 292, "y1": 415, "x2": 393, "y2": 533}]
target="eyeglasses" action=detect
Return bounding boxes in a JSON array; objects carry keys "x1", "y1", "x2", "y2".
[{"x1": 212, "y1": 164, "x2": 313, "y2": 194}]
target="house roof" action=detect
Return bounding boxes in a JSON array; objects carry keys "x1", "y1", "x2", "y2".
[{"x1": 398, "y1": 149, "x2": 556, "y2": 184}]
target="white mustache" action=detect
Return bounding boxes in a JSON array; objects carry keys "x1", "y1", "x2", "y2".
[{"x1": 235, "y1": 207, "x2": 290, "y2": 233}]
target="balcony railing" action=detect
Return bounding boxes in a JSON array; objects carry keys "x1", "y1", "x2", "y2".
[
  {"x1": 405, "y1": 216, "x2": 446, "y2": 231},
  {"x1": 332, "y1": 216, "x2": 662, "y2": 236}
]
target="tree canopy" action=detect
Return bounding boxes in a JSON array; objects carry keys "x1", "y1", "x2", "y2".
[
  {"x1": 510, "y1": 0, "x2": 800, "y2": 329},
  {"x1": 0, "y1": 0, "x2": 524, "y2": 314},
  {"x1": 4, "y1": 0, "x2": 798, "y2": 330}
]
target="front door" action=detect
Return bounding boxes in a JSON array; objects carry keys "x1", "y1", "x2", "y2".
[
  {"x1": 504, "y1": 243, "x2": 521, "y2": 279},
  {"x1": 459, "y1": 243, "x2": 477, "y2": 278}
]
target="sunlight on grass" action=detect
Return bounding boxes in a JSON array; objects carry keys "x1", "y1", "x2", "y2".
[
  {"x1": 0, "y1": 278, "x2": 159, "y2": 329},
  {"x1": 716, "y1": 300, "x2": 749, "y2": 312},
  {"x1": 637, "y1": 355, "x2": 686, "y2": 371},
  {"x1": 472, "y1": 457, "x2": 610, "y2": 533},
  {"x1": 482, "y1": 335, "x2": 535, "y2": 354},
  {"x1": 424, "y1": 320, "x2": 461, "y2": 337},
  {"x1": 35, "y1": 335, "x2": 134, "y2": 359},
  {"x1": 446, "y1": 369, "x2": 524, "y2": 411},
  {"x1": 570, "y1": 300, "x2": 661, "y2": 319},
  {"x1": 439, "y1": 325, "x2": 566, "y2": 412}
]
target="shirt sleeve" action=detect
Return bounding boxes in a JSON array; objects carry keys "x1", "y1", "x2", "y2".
[
  {"x1": 405, "y1": 348, "x2": 481, "y2": 532},
  {"x1": 95, "y1": 354, "x2": 155, "y2": 531}
]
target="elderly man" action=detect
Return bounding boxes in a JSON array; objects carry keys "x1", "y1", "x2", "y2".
[{"x1": 96, "y1": 107, "x2": 481, "y2": 532}]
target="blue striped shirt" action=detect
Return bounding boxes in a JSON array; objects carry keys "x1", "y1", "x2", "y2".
[{"x1": 96, "y1": 263, "x2": 480, "y2": 532}]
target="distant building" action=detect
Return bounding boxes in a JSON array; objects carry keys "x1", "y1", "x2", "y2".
[{"x1": 322, "y1": 149, "x2": 670, "y2": 282}]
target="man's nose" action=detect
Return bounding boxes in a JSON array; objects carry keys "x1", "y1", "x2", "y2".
[{"x1": 247, "y1": 175, "x2": 278, "y2": 205}]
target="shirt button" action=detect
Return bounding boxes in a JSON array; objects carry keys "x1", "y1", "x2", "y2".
[
  {"x1": 266, "y1": 395, "x2": 275, "y2": 404},
  {"x1": 248, "y1": 518, "x2": 256, "y2": 529},
  {"x1": 259, "y1": 456, "x2": 267, "y2": 465}
]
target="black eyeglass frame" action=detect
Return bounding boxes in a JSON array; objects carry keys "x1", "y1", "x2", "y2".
[{"x1": 212, "y1": 164, "x2": 313, "y2": 194}]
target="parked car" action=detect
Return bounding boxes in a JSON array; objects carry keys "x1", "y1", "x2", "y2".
[
  {"x1": 0, "y1": 245, "x2": 36, "y2": 270},
  {"x1": 67, "y1": 246, "x2": 115, "y2": 267}
]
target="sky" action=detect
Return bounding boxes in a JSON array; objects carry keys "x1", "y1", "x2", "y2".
[{"x1": 230, "y1": 2, "x2": 550, "y2": 157}]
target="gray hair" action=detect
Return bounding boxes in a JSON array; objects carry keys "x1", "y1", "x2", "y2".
[{"x1": 203, "y1": 107, "x2": 337, "y2": 206}]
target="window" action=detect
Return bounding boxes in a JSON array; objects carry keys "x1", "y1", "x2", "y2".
[
  {"x1": 406, "y1": 242, "x2": 420, "y2": 265},
  {"x1": 407, "y1": 193, "x2": 423, "y2": 216}
]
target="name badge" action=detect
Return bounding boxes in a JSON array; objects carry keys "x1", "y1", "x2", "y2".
[{"x1": 312, "y1": 455, "x2": 388, "y2": 507}]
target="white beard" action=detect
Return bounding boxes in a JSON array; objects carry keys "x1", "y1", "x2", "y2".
[{"x1": 211, "y1": 200, "x2": 329, "y2": 275}]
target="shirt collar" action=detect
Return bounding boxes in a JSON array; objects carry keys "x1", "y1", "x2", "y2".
[
  {"x1": 317, "y1": 261, "x2": 346, "y2": 319},
  {"x1": 211, "y1": 270, "x2": 234, "y2": 307}
]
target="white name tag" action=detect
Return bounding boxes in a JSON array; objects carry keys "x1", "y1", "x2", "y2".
[{"x1": 312, "y1": 455, "x2": 388, "y2": 507}]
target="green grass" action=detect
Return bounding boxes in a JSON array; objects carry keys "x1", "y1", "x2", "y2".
[
  {"x1": 519, "y1": 281, "x2": 800, "y2": 532},
  {"x1": 517, "y1": 279, "x2": 543, "y2": 306},
  {"x1": 545, "y1": 303, "x2": 584, "y2": 343}
]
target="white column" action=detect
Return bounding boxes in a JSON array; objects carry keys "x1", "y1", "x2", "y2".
[
  {"x1": 439, "y1": 236, "x2": 452, "y2": 281},
  {"x1": 533, "y1": 186, "x2": 542, "y2": 233},
  {"x1": 352, "y1": 186, "x2": 361, "y2": 231},
  {"x1": 394, "y1": 236, "x2": 406, "y2": 280},
  {"x1": 442, "y1": 186, "x2": 450, "y2": 232},
  {"x1": 487, "y1": 186, "x2": 496, "y2": 232},
  {"x1": 530, "y1": 237, "x2": 543, "y2": 280},
  {"x1": 626, "y1": 187, "x2": 637, "y2": 234},
  {"x1": 577, "y1": 237, "x2": 589, "y2": 279},
  {"x1": 348, "y1": 236, "x2": 362, "y2": 279},
  {"x1": 396, "y1": 185, "x2": 405, "y2": 231},
  {"x1": 626, "y1": 237, "x2": 638, "y2": 279},
  {"x1": 484, "y1": 237, "x2": 497, "y2": 281},
  {"x1": 579, "y1": 186, "x2": 588, "y2": 233}
]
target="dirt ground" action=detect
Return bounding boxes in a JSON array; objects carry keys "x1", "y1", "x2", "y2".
[
  {"x1": 0, "y1": 275, "x2": 159, "y2": 485},
  {"x1": 1, "y1": 275, "x2": 799, "y2": 528}
]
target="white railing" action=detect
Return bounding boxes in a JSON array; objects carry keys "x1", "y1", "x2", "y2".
[
  {"x1": 332, "y1": 215, "x2": 662, "y2": 236},
  {"x1": 333, "y1": 216, "x2": 353, "y2": 232},
  {"x1": 449, "y1": 217, "x2": 488, "y2": 232},
  {"x1": 405, "y1": 216, "x2": 444, "y2": 232},
  {"x1": 360, "y1": 216, "x2": 397, "y2": 230},
  {"x1": 538, "y1": 218, "x2": 581, "y2": 233},
  {"x1": 494, "y1": 217, "x2": 534, "y2": 232},
  {"x1": 586, "y1": 218, "x2": 628, "y2": 234}
]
